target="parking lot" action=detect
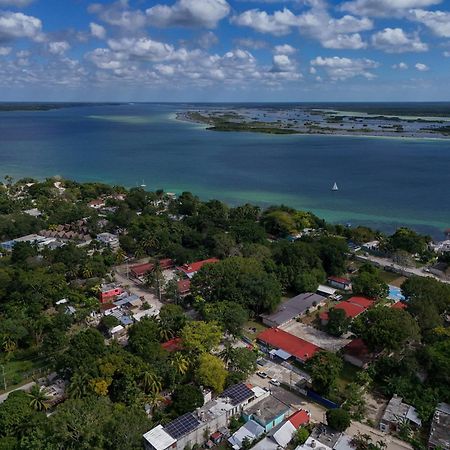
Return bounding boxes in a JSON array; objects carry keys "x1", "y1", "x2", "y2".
[
  {"x1": 248, "y1": 359, "x2": 305, "y2": 390},
  {"x1": 281, "y1": 321, "x2": 351, "y2": 352}
]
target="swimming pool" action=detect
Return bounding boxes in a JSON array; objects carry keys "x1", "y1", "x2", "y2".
[{"x1": 388, "y1": 285, "x2": 405, "y2": 301}]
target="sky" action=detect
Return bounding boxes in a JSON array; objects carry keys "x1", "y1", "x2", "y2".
[{"x1": 0, "y1": 0, "x2": 449, "y2": 101}]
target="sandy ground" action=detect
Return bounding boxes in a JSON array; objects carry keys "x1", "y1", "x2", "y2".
[{"x1": 281, "y1": 321, "x2": 351, "y2": 352}]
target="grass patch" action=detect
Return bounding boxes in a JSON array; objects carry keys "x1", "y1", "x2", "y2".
[
  {"x1": 243, "y1": 319, "x2": 268, "y2": 341},
  {"x1": 378, "y1": 270, "x2": 402, "y2": 284},
  {"x1": 336, "y1": 362, "x2": 361, "y2": 391}
]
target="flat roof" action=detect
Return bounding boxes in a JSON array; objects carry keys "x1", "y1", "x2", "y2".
[
  {"x1": 245, "y1": 395, "x2": 289, "y2": 425},
  {"x1": 258, "y1": 328, "x2": 320, "y2": 362},
  {"x1": 143, "y1": 425, "x2": 176, "y2": 450},
  {"x1": 429, "y1": 402, "x2": 450, "y2": 449}
]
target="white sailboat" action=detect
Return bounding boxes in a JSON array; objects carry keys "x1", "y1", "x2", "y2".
[{"x1": 332, "y1": 182, "x2": 339, "y2": 191}]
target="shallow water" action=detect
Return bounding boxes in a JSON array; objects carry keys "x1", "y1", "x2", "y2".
[{"x1": 1, "y1": 103, "x2": 449, "y2": 238}]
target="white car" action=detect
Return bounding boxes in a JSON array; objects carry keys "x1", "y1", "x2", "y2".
[{"x1": 269, "y1": 378, "x2": 281, "y2": 387}]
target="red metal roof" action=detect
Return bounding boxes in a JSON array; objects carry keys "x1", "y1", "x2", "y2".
[
  {"x1": 130, "y1": 262, "x2": 154, "y2": 276},
  {"x1": 177, "y1": 279, "x2": 191, "y2": 294},
  {"x1": 391, "y1": 301, "x2": 407, "y2": 310},
  {"x1": 179, "y1": 258, "x2": 219, "y2": 274},
  {"x1": 161, "y1": 337, "x2": 183, "y2": 352},
  {"x1": 347, "y1": 296, "x2": 375, "y2": 308},
  {"x1": 257, "y1": 328, "x2": 320, "y2": 362},
  {"x1": 328, "y1": 276, "x2": 351, "y2": 285},
  {"x1": 288, "y1": 410, "x2": 310, "y2": 429},
  {"x1": 320, "y1": 301, "x2": 366, "y2": 321}
]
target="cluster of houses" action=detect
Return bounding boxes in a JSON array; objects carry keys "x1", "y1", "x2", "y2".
[{"x1": 143, "y1": 382, "x2": 311, "y2": 450}]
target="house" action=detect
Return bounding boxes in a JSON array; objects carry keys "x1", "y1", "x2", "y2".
[
  {"x1": 295, "y1": 424, "x2": 342, "y2": 450},
  {"x1": 143, "y1": 383, "x2": 257, "y2": 450},
  {"x1": 242, "y1": 395, "x2": 290, "y2": 432},
  {"x1": 428, "y1": 402, "x2": 450, "y2": 450},
  {"x1": 252, "y1": 409, "x2": 311, "y2": 450},
  {"x1": 320, "y1": 297, "x2": 374, "y2": 326},
  {"x1": 161, "y1": 337, "x2": 183, "y2": 352},
  {"x1": 130, "y1": 259, "x2": 174, "y2": 279},
  {"x1": 379, "y1": 395, "x2": 422, "y2": 433},
  {"x1": 177, "y1": 258, "x2": 219, "y2": 279},
  {"x1": 391, "y1": 302, "x2": 407, "y2": 310},
  {"x1": 88, "y1": 198, "x2": 105, "y2": 209},
  {"x1": 177, "y1": 279, "x2": 191, "y2": 296},
  {"x1": 99, "y1": 283, "x2": 123, "y2": 303},
  {"x1": 96, "y1": 232, "x2": 120, "y2": 251},
  {"x1": 327, "y1": 276, "x2": 352, "y2": 291},
  {"x1": 257, "y1": 328, "x2": 320, "y2": 363},
  {"x1": 23, "y1": 208, "x2": 42, "y2": 217},
  {"x1": 342, "y1": 338, "x2": 379, "y2": 369},
  {"x1": 113, "y1": 293, "x2": 141, "y2": 308},
  {"x1": 261, "y1": 293, "x2": 326, "y2": 328},
  {"x1": 109, "y1": 325, "x2": 127, "y2": 340},
  {"x1": 228, "y1": 419, "x2": 264, "y2": 449}
]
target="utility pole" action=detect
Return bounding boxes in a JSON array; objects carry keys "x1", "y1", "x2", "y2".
[{"x1": 1, "y1": 365, "x2": 6, "y2": 391}]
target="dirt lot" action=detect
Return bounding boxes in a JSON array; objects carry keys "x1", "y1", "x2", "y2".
[{"x1": 281, "y1": 321, "x2": 351, "y2": 352}]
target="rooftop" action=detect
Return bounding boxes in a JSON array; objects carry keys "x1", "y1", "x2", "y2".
[
  {"x1": 346, "y1": 296, "x2": 374, "y2": 309},
  {"x1": 327, "y1": 276, "x2": 351, "y2": 285},
  {"x1": 320, "y1": 301, "x2": 366, "y2": 321},
  {"x1": 288, "y1": 409, "x2": 311, "y2": 428},
  {"x1": 178, "y1": 258, "x2": 219, "y2": 276},
  {"x1": 245, "y1": 395, "x2": 290, "y2": 425},
  {"x1": 261, "y1": 292, "x2": 326, "y2": 326},
  {"x1": 143, "y1": 425, "x2": 176, "y2": 450},
  {"x1": 429, "y1": 402, "x2": 450, "y2": 449},
  {"x1": 258, "y1": 327, "x2": 320, "y2": 362}
]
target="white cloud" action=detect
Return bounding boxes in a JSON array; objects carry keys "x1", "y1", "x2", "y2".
[
  {"x1": 90, "y1": 22, "x2": 106, "y2": 39},
  {"x1": 408, "y1": 9, "x2": 450, "y2": 38},
  {"x1": 146, "y1": 0, "x2": 230, "y2": 28},
  {"x1": 340, "y1": 0, "x2": 441, "y2": 17},
  {"x1": 48, "y1": 41, "x2": 70, "y2": 55},
  {"x1": 196, "y1": 31, "x2": 218, "y2": 48},
  {"x1": 0, "y1": 45, "x2": 11, "y2": 55},
  {"x1": 233, "y1": 38, "x2": 267, "y2": 49},
  {"x1": 371, "y1": 28, "x2": 428, "y2": 53},
  {"x1": 231, "y1": 8, "x2": 298, "y2": 36},
  {"x1": 444, "y1": 51, "x2": 450, "y2": 57},
  {"x1": 415, "y1": 62, "x2": 429, "y2": 71},
  {"x1": 88, "y1": 1, "x2": 147, "y2": 30},
  {"x1": 274, "y1": 43, "x2": 296, "y2": 54},
  {"x1": 310, "y1": 55, "x2": 379, "y2": 80},
  {"x1": 392, "y1": 61, "x2": 408, "y2": 69},
  {"x1": 0, "y1": 11, "x2": 44, "y2": 42},
  {"x1": 232, "y1": 5, "x2": 372, "y2": 49},
  {"x1": 271, "y1": 53, "x2": 295, "y2": 72}
]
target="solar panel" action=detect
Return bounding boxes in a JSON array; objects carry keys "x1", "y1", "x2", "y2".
[
  {"x1": 165, "y1": 413, "x2": 200, "y2": 439},
  {"x1": 221, "y1": 383, "x2": 253, "y2": 405}
]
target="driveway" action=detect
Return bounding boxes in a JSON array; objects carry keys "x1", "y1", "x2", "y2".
[
  {"x1": 281, "y1": 321, "x2": 351, "y2": 352},
  {"x1": 0, "y1": 381, "x2": 35, "y2": 404}
]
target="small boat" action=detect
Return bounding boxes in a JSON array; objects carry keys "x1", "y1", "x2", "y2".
[
  {"x1": 332, "y1": 182, "x2": 339, "y2": 191},
  {"x1": 140, "y1": 180, "x2": 147, "y2": 188}
]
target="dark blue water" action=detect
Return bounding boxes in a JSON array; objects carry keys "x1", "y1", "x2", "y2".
[{"x1": 0, "y1": 103, "x2": 449, "y2": 237}]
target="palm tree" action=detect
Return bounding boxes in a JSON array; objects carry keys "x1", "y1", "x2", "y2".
[
  {"x1": 3, "y1": 337, "x2": 17, "y2": 360},
  {"x1": 81, "y1": 265, "x2": 93, "y2": 279},
  {"x1": 145, "y1": 260, "x2": 164, "y2": 302},
  {"x1": 115, "y1": 248, "x2": 126, "y2": 264},
  {"x1": 28, "y1": 385, "x2": 50, "y2": 411},
  {"x1": 219, "y1": 341, "x2": 234, "y2": 368},
  {"x1": 141, "y1": 371, "x2": 162, "y2": 395},
  {"x1": 68, "y1": 372, "x2": 91, "y2": 399},
  {"x1": 158, "y1": 322, "x2": 174, "y2": 342},
  {"x1": 170, "y1": 353, "x2": 189, "y2": 376}
]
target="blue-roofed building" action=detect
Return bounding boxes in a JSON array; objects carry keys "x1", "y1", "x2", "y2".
[
  {"x1": 143, "y1": 383, "x2": 258, "y2": 450},
  {"x1": 119, "y1": 315, "x2": 133, "y2": 327}
]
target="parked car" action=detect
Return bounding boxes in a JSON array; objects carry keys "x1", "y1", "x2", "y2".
[
  {"x1": 269, "y1": 378, "x2": 281, "y2": 386},
  {"x1": 257, "y1": 371, "x2": 268, "y2": 378}
]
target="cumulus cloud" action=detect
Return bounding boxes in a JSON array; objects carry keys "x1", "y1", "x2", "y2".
[
  {"x1": 233, "y1": 38, "x2": 267, "y2": 49},
  {"x1": 415, "y1": 62, "x2": 429, "y2": 71},
  {"x1": 310, "y1": 55, "x2": 379, "y2": 80},
  {"x1": 232, "y1": 5, "x2": 372, "y2": 49},
  {"x1": 371, "y1": 28, "x2": 428, "y2": 53},
  {"x1": 340, "y1": 0, "x2": 441, "y2": 17},
  {"x1": 48, "y1": 41, "x2": 70, "y2": 55},
  {"x1": 408, "y1": 9, "x2": 450, "y2": 38},
  {"x1": 271, "y1": 53, "x2": 296, "y2": 72},
  {"x1": 196, "y1": 31, "x2": 218, "y2": 48},
  {"x1": 90, "y1": 22, "x2": 106, "y2": 39},
  {"x1": 88, "y1": 1, "x2": 146, "y2": 30},
  {"x1": 274, "y1": 44, "x2": 296, "y2": 54},
  {"x1": 392, "y1": 61, "x2": 408, "y2": 69},
  {"x1": 146, "y1": 0, "x2": 230, "y2": 28},
  {"x1": 0, "y1": 11, "x2": 44, "y2": 42}
]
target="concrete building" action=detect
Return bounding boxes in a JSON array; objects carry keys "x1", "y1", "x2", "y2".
[
  {"x1": 295, "y1": 424, "x2": 343, "y2": 450},
  {"x1": 428, "y1": 402, "x2": 450, "y2": 450},
  {"x1": 379, "y1": 395, "x2": 422, "y2": 433},
  {"x1": 96, "y1": 232, "x2": 120, "y2": 251},
  {"x1": 242, "y1": 395, "x2": 290, "y2": 432}
]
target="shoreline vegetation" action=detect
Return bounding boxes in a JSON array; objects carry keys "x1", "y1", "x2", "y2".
[
  {"x1": 176, "y1": 108, "x2": 450, "y2": 138},
  {"x1": 0, "y1": 103, "x2": 121, "y2": 112}
]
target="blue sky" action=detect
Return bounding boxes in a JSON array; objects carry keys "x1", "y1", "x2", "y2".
[{"x1": 0, "y1": 0, "x2": 449, "y2": 101}]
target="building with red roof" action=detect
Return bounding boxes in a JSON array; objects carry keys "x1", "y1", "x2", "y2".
[
  {"x1": 177, "y1": 258, "x2": 219, "y2": 278},
  {"x1": 130, "y1": 259, "x2": 174, "y2": 279},
  {"x1": 343, "y1": 338, "x2": 380, "y2": 369},
  {"x1": 177, "y1": 279, "x2": 191, "y2": 296},
  {"x1": 161, "y1": 337, "x2": 183, "y2": 352},
  {"x1": 288, "y1": 409, "x2": 310, "y2": 428},
  {"x1": 327, "y1": 276, "x2": 352, "y2": 291},
  {"x1": 320, "y1": 301, "x2": 366, "y2": 324},
  {"x1": 391, "y1": 301, "x2": 407, "y2": 310},
  {"x1": 347, "y1": 296, "x2": 375, "y2": 309},
  {"x1": 257, "y1": 328, "x2": 320, "y2": 363}
]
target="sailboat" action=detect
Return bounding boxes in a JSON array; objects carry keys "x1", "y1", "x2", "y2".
[
  {"x1": 140, "y1": 180, "x2": 147, "y2": 188},
  {"x1": 332, "y1": 182, "x2": 339, "y2": 191}
]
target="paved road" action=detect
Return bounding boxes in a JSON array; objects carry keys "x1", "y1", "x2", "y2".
[
  {"x1": 0, "y1": 381, "x2": 35, "y2": 404},
  {"x1": 358, "y1": 254, "x2": 449, "y2": 284},
  {"x1": 113, "y1": 266, "x2": 163, "y2": 315}
]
